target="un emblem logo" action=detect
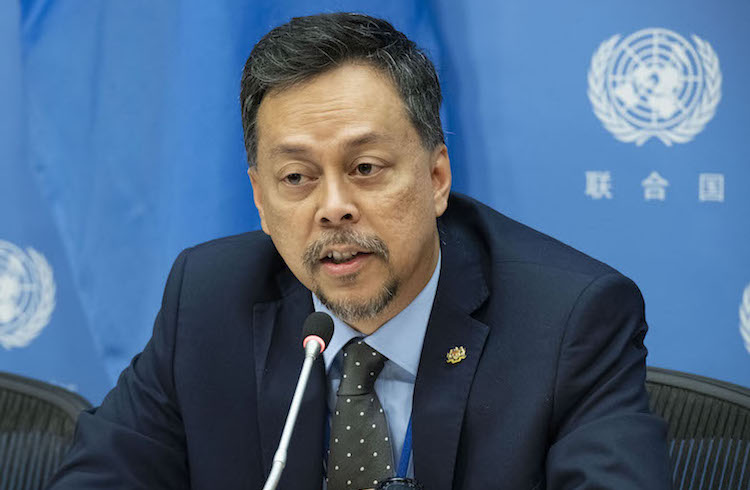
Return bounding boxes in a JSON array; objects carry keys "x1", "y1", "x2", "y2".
[
  {"x1": 741, "y1": 283, "x2": 750, "y2": 355},
  {"x1": 0, "y1": 240, "x2": 55, "y2": 349},
  {"x1": 588, "y1": 28, "x2": 721, "y2": 146}
]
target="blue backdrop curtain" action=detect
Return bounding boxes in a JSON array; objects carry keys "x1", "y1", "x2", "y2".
[{"x1": 2, "y1": 0, "x2": 748, "y2": 404}]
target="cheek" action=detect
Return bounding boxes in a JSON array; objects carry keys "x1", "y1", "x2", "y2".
[
  {"x1": 371, "y1": 176, "x2": 436, "y2": 250},
  {"x1": 373, "y1": 163, "x2": 433, "y2": 213},
  {"x1": 263, "y1": 202, "x2": 310, "y2": 261}
]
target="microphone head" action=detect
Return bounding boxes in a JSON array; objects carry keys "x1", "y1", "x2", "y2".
[{"x1": 302, "y1": 312, "x2": 334, "y2": 352}]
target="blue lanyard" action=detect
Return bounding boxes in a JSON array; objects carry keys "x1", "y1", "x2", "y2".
[
  {"x1": 397, "y1": 416, "x2": 413, "y2": 477},
  {"x1": 324, "y1": 415, "x2": 413, "y2": 478}
]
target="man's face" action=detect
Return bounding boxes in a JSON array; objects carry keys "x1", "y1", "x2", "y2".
[{"x1": 249, "y1": 63, "x2": 451, "y2": 333}]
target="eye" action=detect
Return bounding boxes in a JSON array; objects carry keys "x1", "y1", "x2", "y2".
[
  {"x1": 282, "y1": 173, "x2": 305, "y2": 185},
  {"x1": 355, "y1": 163, "x2": 375, "y2": 176}
]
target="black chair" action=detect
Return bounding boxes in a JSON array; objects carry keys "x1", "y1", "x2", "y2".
[
  {"x1": 647, "y1": 367, "x2": 750, "y2": 490},
  {"x1": 0, "y1": 371, "x2": 91, "y2": 490}
]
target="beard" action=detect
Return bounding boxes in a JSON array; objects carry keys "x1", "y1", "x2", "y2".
[
  {"x1": 315, "y1": 275, "x2": 399, "y2": 324},
  {"x1": 303, "y1": 229, "x2": 399, "y2": 324}
]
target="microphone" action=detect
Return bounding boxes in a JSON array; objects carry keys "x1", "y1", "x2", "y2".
[
  {"x1": 301, "y1": 311, "x2": 334, "y2": 358},
  {"x1": 262, "y1": 312, "x2": 334, "y2": 490}
]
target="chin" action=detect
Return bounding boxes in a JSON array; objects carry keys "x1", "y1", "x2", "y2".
[{"x1": 315, "y1": 277, "x2": 399, "y2": 324}]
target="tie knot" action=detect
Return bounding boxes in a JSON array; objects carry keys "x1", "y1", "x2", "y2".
[{"x1": 338, "y1": 339, "x2": 387, "y2": 395}]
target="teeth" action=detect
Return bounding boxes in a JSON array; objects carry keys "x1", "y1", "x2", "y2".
[{"x1": 327, "y1": 250, "x2": 358, "y2": 263}]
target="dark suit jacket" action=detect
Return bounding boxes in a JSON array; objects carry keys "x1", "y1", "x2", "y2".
[{"x1": 48, "y1": 193, "x2": 671, "y2": 489}]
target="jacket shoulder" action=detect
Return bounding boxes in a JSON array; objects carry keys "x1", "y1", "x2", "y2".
[
  {"x1": 443, "y1": 193, "x2": 617, "y2": 279},
  {"x1": 175, "y1": 231, "x2": 293, "y2": 304}
]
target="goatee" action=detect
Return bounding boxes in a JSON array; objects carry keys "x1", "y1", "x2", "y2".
[
  {"x1": 303, "y1": 228, "x2": 398, "y2": 323},
  {"x1": 315, "y1": 276, "x2": 399, "y2": 323}
]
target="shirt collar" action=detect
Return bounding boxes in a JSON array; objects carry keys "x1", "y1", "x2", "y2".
[{"x1": 314, "y1": 251, "x2": 441, "y2": 379}]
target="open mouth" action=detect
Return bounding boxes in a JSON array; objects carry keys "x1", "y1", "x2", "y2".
[{"x1": 320, "y1": 250, "x2": 373, "y2": 265}]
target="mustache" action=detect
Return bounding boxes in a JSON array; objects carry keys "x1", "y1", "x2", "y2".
[{"x1": 303, "y1": 229, "x2": 389, "y2": 272}]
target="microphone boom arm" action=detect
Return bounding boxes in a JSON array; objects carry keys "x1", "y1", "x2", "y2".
[{"x1": 262, "y1": 340, "x2": 321, "y2": 490}]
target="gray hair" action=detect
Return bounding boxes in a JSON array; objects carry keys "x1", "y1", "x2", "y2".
[{"x1": 240, "y1": 12, "x2": 444, "y2": 166}]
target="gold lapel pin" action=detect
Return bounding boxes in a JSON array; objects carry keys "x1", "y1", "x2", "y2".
[{"x1": 446, "y1": 346, "x2": 466, "y2": 364}]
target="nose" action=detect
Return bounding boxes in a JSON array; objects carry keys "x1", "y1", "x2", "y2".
[{"x1": 315, "y1": 176, "x2": 360, "y2": 226}]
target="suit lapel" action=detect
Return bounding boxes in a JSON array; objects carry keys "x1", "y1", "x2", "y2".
[
  {"x1": 413, "y1": 224, "x2": 490, "y2": 490},
  {"x1": 253, "y1": 271, "x2": 326, "y2": 490}
]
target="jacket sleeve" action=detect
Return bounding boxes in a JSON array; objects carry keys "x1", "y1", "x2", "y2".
[
  {"x1": 546, "y1": 272, "x2": 672, "y2": 489},
  {"x1": 47, "y1": 250, "x2": 191, "y2": 490}
]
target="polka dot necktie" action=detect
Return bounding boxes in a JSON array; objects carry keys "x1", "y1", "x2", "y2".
[{"x1": 327, "y1": 339, "x2": 395, "y2": 490}]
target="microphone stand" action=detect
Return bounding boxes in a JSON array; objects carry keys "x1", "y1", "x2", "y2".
[{"x1": 262, "y1": 340, "x2": 322, "y2": 490}]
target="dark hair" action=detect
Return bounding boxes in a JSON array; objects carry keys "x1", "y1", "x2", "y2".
[{"x1": 240, "y1": 12, "x2": 444, "y2": 166}]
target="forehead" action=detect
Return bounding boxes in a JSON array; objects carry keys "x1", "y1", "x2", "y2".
[{"x1": 255, "y1": 64, "x2": 416, "y2": 156}]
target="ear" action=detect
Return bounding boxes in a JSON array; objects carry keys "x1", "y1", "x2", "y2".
[
  {"x1": 248, "y1": 166, "x2": 270, "y2": 235},
  {"x1": 430, "y1": 144, "x2": 452, "y2": 217}
]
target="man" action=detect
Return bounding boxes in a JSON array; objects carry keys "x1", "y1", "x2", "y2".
[{"x1": 49, "y1": 12, "x2": 671, "y2": 490}]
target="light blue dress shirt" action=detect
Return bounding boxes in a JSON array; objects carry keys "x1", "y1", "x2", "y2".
[{"x1": 314, "y1": 252, "x2": 441, "y2": 479}]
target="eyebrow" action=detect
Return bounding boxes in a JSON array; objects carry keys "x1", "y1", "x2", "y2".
[
  {"x1": 268, "y1": 131, "x2": 393, "y2": 158},
  {"x1": 343, "y1": 132, "x2": 393, "y2": 148}
]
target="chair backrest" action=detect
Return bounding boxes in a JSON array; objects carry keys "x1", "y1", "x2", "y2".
[
  {"x1": 0, "y1": 371, "x2": 92, "y2": 490},
  {"x1": 646, "y1": 367, "x2": 750, "y2": 490}
]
